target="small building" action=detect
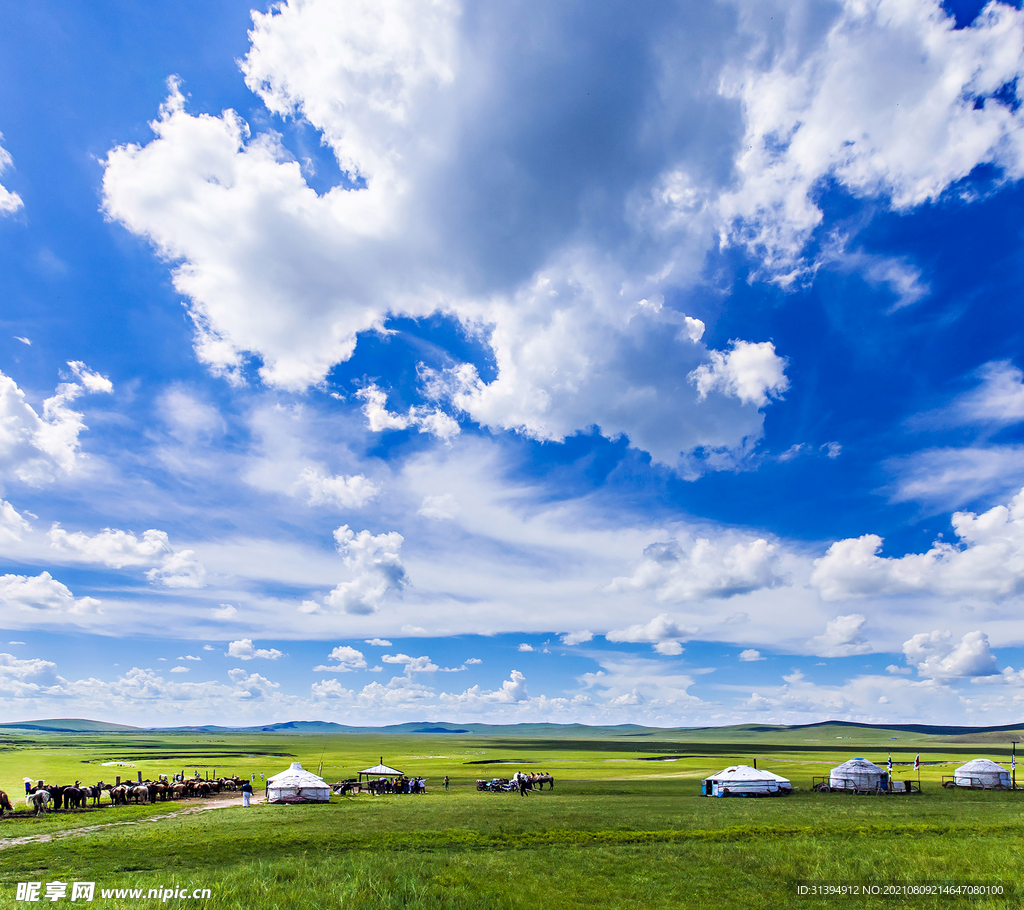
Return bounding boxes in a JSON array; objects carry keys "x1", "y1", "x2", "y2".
[
  {"x1": 266, "y1": 762, "x2": 331, "y2": 803},
  {"x1": 358, "y1": 758, "x2": 404, "y2": 783},
  {"x1": 701, "y1": 764, "x2": 792, "y2": 797},
  {"x1": 829, "y1": 757, "x2": 886, "y2": 792},
  {"x1": 953, "y1": 759, "x2": 1010, "y2": 790}
]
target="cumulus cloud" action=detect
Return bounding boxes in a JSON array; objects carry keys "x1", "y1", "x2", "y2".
[
  {"x1": 606, "y1": 614, "x2": 696, "y2": 655},
  {"x1": 100, "y1": 5, "x2": 797, "y2": 471},
  {"x1": 739, "y1": 649, "x2": 764, "y2": 662},
  {"x1": 807, "y1": 614, "x2": 871, "y2": 657},
  {"x1": 719, "y1": 0, "x2": 1024, "y2": 274},
  {"x1": 811, "y1": 488, "x2": 1024, "y2": 601},
  {"x1": 381, "y1": 653, "x2": 439, "y2": 676},
  {"x1": 49, "y1": 525, "x2": 207, "y2": 588},
  {"x1": 356, "y1": 384, "x2": 459, "y2": 442},
  {"x1": 0, "y1": 572, "x2": 101, "y2": 616},
  {"x1": 213, "y1": 605, "x2": 238, "y2": 620},
  {"x1": 313, "y1": 645, "x2": 368, "y2": 672},
  {"x1": 0, "y1": 363, "x2": 112, "y2": 485},
  {"x1": 298, "y1": 467, "x2": 379, "y2": 508},
  {"x1": 0, "y1": 136, "x2": 23, "y2": 215},
  {"x1": 324, "y1": 524, "x2": 408, "y2": 614},
  {"x1": 364, "y1": 638, "x2": 392, "y2": 647},
  {"x1": 0, "y1": 499, "x2": 31, "y2": 544},
  {"x1": 439, "y1": 669, "x2": 530, "y2": 707},
  {"x1": 518, "y1": 643, "x2": 534, "y2": 652},
  {"x1": 690, "y1": 340, "x2": 789, "y2": 407},
  {"x1": 226, "y1": 638, "x2": 282, "y2": 660},
  {"x1": 560, "y1": 630, "x2": 593, "y2": 646},
  {"x1": 609, "y1": 535, "x2": 788, "y2": 601},
  {"x1": 903, "y1": 629, "x2": 999, "y2": 680}
]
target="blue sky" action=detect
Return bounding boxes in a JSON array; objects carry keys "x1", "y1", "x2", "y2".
[{"x1": 3, "y1": 0, "x2": 1024, "y2": 727}]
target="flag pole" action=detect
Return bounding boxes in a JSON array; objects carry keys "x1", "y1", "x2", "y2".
[{"x1": 1013, "y1": 741, "x2": 1016, "y2": 790}]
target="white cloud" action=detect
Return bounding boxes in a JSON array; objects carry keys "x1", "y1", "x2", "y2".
[
  {"x1": 0, "y1": 499, "x2": 31, "y2": 544},
  {"x1": 903, "y1": 629, "x2": 999, "y2": 680},
  {"x1": 718, "y1": 0, "x2": 1024, "y2": 274},
  {"x1": 886, "y1": 664, "x2": 911, "y2": 675},
  {"x1": 100, "y1": 9, "x2": 794, "y2": 471},
  {"x1": 739, "y1": 649, "x2": 763, "y2": 662},
  {"x1": 517, "y1": 643, "x2": 534, "y2": 652},
  {"x1": 560, "y1": 630, "x2": 593, "y2": 646},
  {"x1": 606, "y1": 613, "x2": 695, "y2": 655},
  {"x1": 0, "y1": 572, "x2": 101, "y2": 616},
  {"x1": 609, "y1": 535, "x2": 788, "y2": 601},
  {"x1": 0, "y1": 364, "x2": 112, "y2": 485},
  {"x1": 49, "y1": 525, "x2": 207, "y2": 588},
  {"x1": 886, "y1": 445, "x2": 1024, "y2": 511},
  {"x1": 213, "y1": 605, "x2": 238, "y2": 620},
  {"x1": 356, "y1": 384, "x2": 459, "y2": 443},
  {"x1": 313, "y1": 645, "x2": 367, "y2": 672},
  {"x1": 807, "y1": 614, "x2": 871, "y2": 657},
  {"x1": 324, "y1": 524, "x2": 408, "y2": 614},
  {"x1": 364, "y1": 638, "x2": 392, "y2": 647},
  {"x1": 417, "y1": 494, "x2": 459, "y2": 520},
  {"x1": 0, "y1": 136, "x2": 23, "y2": 215},
  {"x1": 226, "y1": 638, "x2": 282, "y2": 660},
  {"x1": 939, "y1": 361, "x2": 1024, "y2": 426},
  {"x1": 381, "y1": 653, "x2": 439, "y2": 676},
  {"x1": 170, "y1": 666, "x2": 189, "y2": 673},
  {"x1": 812, "y1": 488, "x2": 1024, "y2": 601},
  {"x1": 690, "y1": 340, "x2": 789, "y2": 408},
  {"x1": 298, "y1": 467, "x2": 379, "y2": 509},
  {"x1": 178, "y1": 655, "x2": 201, "y2": 661},
  {"x1": 157, "y1": 388, "x2": 225, "y2": 441},
  {"x1": 465, "y1": 657, "x2": 482, "y2": 665}
]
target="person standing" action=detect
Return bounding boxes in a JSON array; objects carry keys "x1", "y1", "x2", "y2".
[
  {"x1": 241, "y1": 779, "x2": 253, "y2": 808},
  {"x1": 443, "y1": 775, "x2": 449, "y2": 792}
]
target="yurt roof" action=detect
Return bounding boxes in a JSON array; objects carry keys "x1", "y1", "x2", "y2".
[
  {"x1": 704, "y1": 764, "x2": 791, "y2": 784},
  {"x1": 360, "y1": 763, "x2": 403, "y2": 776},
  {"x1": 267, "y1": 762, "x2": 329, "y2": 787},
  {"x1": 955, "y1": 758, "x2": 1007, "y2": 773},
  {"x1": 832, "y1": 757, "x2": 883, "y2": 773}
]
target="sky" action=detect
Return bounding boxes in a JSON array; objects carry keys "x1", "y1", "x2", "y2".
[{"x1": 2, "y1": 0, "x2": 1024, "y2": 728}]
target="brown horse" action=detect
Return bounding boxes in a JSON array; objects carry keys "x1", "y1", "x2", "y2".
[{"x1": 0, "y1": 790, "x2": 12, "y2": 816}]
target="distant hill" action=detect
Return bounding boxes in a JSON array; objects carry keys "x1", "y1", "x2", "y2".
[
  {"x1": 0, "y1": 718, "x2": 143, "y2": 733},
  {"x1": 1, "y1": 717, "x2": 1021, "y2": 739}
]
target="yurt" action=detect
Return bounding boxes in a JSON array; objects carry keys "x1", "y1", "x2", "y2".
[
  {"x1": 953, "y1": 759, "x2": 1010, "y2": 789},
  {"x1": 829, "y1": 757, "x2": 886, "y2": 791},
  {"x1": 266, "y1": 762, "x2": 331, "y2": 803},
  {"x1": 701, "y1": 765, "x2": 792, "y2": 797}
]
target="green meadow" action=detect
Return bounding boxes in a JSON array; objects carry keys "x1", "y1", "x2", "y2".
[{"x1": 0, "y1": 721, "x2": 1020, "y2": 909}]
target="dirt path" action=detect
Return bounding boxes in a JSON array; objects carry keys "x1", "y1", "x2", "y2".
[{"x1": 0, "y1": 796, "x2": 245, "y2": 850}]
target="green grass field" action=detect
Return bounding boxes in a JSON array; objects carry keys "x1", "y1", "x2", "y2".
[{"x1": 0, "y1": 722, "x2": 1020, "y2": 909}]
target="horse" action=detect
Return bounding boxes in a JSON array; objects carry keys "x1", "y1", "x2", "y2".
[
  {"x1": 26, "y1": 790, "x2": 49, "y2": 815},
  {"x1": 0, "y1": 790, "x2": 12, "y2": 816}
]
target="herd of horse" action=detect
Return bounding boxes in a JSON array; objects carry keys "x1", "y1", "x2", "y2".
[
  {"x1": 476, "y1": 772, "x2": 555, "y2": 793},
  {"x1": 3, "y1": 776, "x2": 250, "y2": 816}
]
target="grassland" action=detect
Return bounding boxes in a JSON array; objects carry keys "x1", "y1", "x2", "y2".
[{"x1": 0, "y1": 722, "x2": 1020, "y2": 908}]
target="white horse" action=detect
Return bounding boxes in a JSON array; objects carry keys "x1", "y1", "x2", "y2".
[{"x1": 26, "y1": 790, "x2": 50, "y2": 815}]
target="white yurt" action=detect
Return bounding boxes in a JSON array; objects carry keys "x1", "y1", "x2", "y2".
[
  {"x1": 702, "y1": 765, "x2": 792, "y2": 797},
  {"x1": 953, "y1": 759, "x2": 1010, "y2": 789},
  {"x1": 266, "y1": 762, "x2": 331, "y2": 804},
  {"x1": 829, "y1": 757, "x2": 886, "y2": 791}
]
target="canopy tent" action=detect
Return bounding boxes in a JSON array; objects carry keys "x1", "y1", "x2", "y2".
[
  {"x1": 266, "y1": 762, "x2": 331, "y2": 803},
  {"x1": 359, "y1": 758, "x2": 403, "y2": 782},
  {"x1": 701, "y1": 764, "x2": 791, "y2": 797},
  {"x1": 953, "y1": 759, "x2": 1010, "y2": 789},
  {"x1": 829, "y1": 757, "x2": 886, "y2": 791}
]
